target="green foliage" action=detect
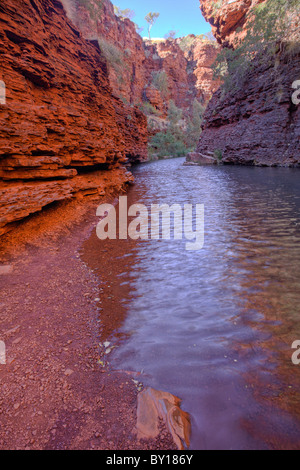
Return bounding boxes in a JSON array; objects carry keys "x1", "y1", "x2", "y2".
[
  {"x1": 213, "y1": 0, "x2": 300, "y2": 93},
  {"x1": 151, "y1": 70, "x2": 169, "y2": 98},
  {"x1": 98, "y1": 38, "x2": 125, "y2": 85},
  {"x1": 149, "y1": 101, "x2": 186, "y2": 158},
  {"x1": 145, "y1": 12, "x2": 160, "y2": 40},
  {"x1": 167, "y1": 99, "x2": 182, "y2": 125},
  {"x1": 149, "y1": 131, "x2": 187, "y2": 159},
  {"x1": 164, "y1": 30, "x2": 177, "y2": 40},
  {"x1": 185, "y1": 99, "x2": 205, "y2": 150},
  {"x1": 76, "y1": 0, "x2": 103, "y2": 18},
  {"x1": 178, "y1": 35, "x2": 198, "y2": 53},
  {"x1": 211, "y1": 0, "x2": 223, "y2": 14},
  {"x1": 138, "y1": 101, "x2": 159, "y2": 116},
  {"x1": 98, "y1": 38, "x2": 123, "y2": 65},
  {"x1": 148, "y1": 99, "x2": 205, "y2": 158},
  {"x1": 178, "y1": 34, "x2": 217, "y2": 53},
  {"x1": 214, "y1": 149, "x2": 223, "y2": 162},
  {"x1": 120, "y1": 96, "x2": 129, "y2": 105}
]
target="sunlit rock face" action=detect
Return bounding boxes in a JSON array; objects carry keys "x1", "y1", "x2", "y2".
[
  {"x1": 195, "y1": 0, "x2": 300, "y2": 167},
  {"x1": 0, "y1": 0, "x2": 147, "y2": 236},
  {"x1": 0, "y1": 0, "x2": 223, "y2": 235}
]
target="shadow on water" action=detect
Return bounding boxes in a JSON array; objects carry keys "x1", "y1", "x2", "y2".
[{"x1": 81, "y1": 158, "x2": 300, "y2": 450}]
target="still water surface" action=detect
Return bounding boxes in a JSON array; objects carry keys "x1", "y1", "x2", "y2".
[{"x1": 82, "y1": 158, "x2": 300, "y2": 450}]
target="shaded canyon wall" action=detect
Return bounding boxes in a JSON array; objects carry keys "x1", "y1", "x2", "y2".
[
  {"x1": 62, "y1": 0, "x2": 221, "y2": 115},
  {"x1": 194, "y1": 0, "x2": 300, "y2": 167}
]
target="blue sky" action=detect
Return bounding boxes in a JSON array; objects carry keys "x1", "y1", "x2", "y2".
[{"x1": 112, "y1": 0, "x2": 212, "y2": 39}]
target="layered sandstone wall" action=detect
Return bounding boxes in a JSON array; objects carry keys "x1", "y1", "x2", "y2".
[{"x1": 0, "y1": 0, "x2": 147, "y2": 236}]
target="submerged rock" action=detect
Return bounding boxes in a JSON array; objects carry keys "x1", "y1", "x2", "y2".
[
  {"x1": 136, "y1": 387, "x2": 191, "y2": 450},
  {"x1": 186, "y1": 151, "x2": 217, "y2": 165}
]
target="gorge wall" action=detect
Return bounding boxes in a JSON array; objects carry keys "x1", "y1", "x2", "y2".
[
  {"x1": 0, "y1": 0, "x2": 221, "y2": 236},
  {"x1": 194, "y1": 0, "x2": 300, "y2": 167}
]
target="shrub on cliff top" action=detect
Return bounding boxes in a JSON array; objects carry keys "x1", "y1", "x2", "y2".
[
  {"x1": 113, "y1": 5, "x2": 135, "y2": 21},
  {"x1": 178, "y1": 34, "x2": 217, "y2": 53},
  {"x1": 164, "y1": 30, "x2": 177, "y2": 40}
]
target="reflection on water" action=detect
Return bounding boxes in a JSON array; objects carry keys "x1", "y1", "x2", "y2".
[{"x1": 82, "y1": 158, "x2": 300, "y2": 450}]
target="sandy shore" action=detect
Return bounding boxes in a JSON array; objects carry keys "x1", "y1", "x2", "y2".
[{"x1": 0, "y1": 195, "x2": 176, "y2": 450}]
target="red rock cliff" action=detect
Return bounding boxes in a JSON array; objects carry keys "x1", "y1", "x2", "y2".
[{"x1": 0, "y1": 0, "x2": 147, "y2": 236}]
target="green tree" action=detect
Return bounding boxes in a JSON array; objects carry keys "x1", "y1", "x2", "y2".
[
  {"x1": 167, "y1": 100, "x2": 182, "y2": 126},
  {"x1": 145, "y1": 12, "x2": 160, "y2": 40},
  {"x1": 113, "y1": 5, "x2": 135, "y2": 20},
  {"x1": 151, "y1": 70, "x2": 169, "y2": 98}
]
